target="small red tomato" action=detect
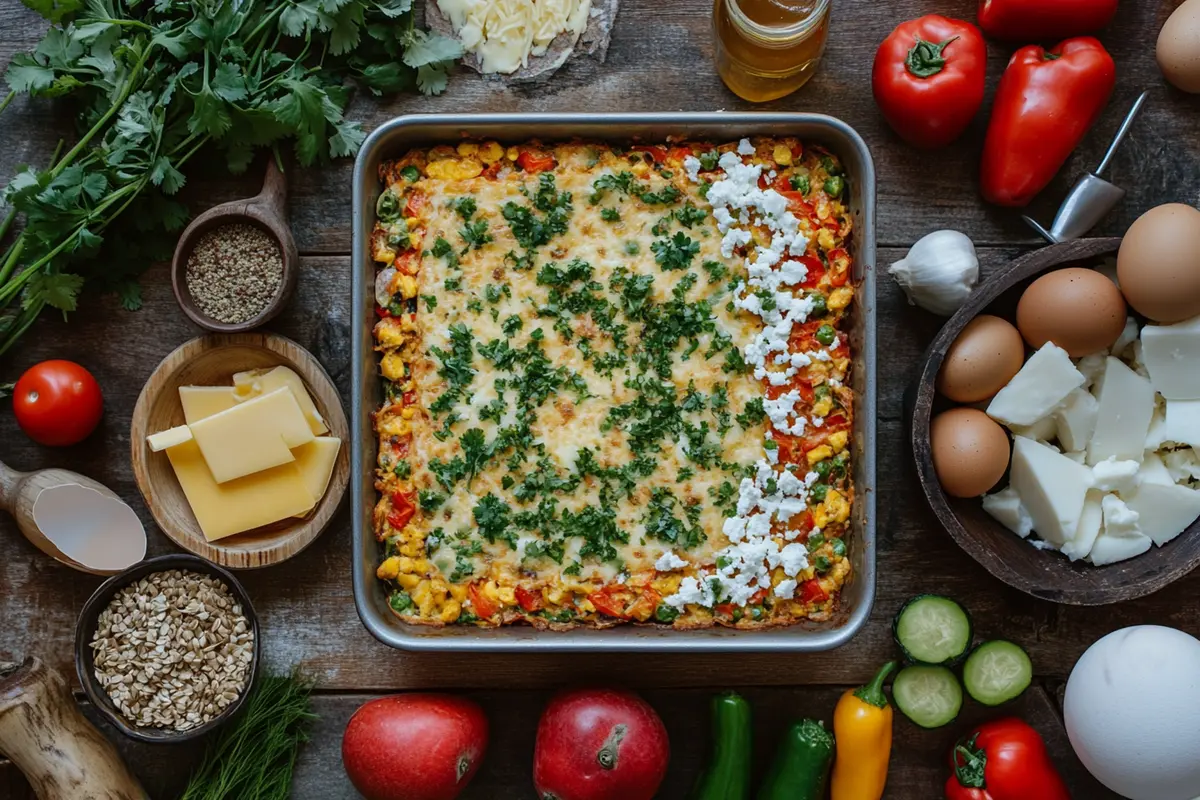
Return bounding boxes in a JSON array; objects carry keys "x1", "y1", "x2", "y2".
[
  {"x1": 12, "y1": 360, "x2": 103, "y2": 447},
  {"x1": 342, "y1": 694, "x2": 488, "y2": 800},
  {"x1": 534, "y1": 688, "x2": 669, "y2": 800}
]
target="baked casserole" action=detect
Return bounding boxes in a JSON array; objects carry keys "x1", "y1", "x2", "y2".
[{"x1": 370, "y1": 137, "x2": 854, "y2": 629}]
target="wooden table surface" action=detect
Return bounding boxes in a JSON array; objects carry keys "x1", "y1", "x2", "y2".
[{"x1": 0, "y1": 0, "x2": 1194, "y2": 796}]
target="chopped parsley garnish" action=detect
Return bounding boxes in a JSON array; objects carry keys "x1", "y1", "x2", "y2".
[
  {"x1": 589, "y1": 171, "x2": 637, "y2": 204},
  {"x1": 429, "y1": 323, "x2": 475, "y2": 397},
  {"x1": 502, "y1": 314, "x2": 523, "y2": 337},
  {"x1": 643, "y1": 487, "x2": 705, "y2": 549},
  {"x1": 451, "y1": 196, "x2": 477, "y2": 220},
  {"x1": 675, "y1": 202, "x2": 707, "y2": 228},
  {"x1": 537, "y1": 258, "x2": 593, "y2": 286},
  {"x1": 418, "y1": 490, "x2": 445, "y2": 512},
  {"x1": 737, "y1": 397, "x2": 766, "y2": 427},
  {"x1": 431, "y1": 236, "x2": 459, "y2": 268},
  {"x1": 652, "y1": 232, "x2": 699, "y2": 271},
  {"x1": 393, "y1": 461, "x2": 411, "y2": 479},
  {"x1": 639, "y1": 185, "x2": 681, "y2": 205},
  {"x1": 722, "y1": 347, "x2": 749, "y2": 374},
  {"x1": 600, "y1": 207, "x2": 620, "y2": 222},
  {"x1": 460, "y1": 219, "x2": 492, "y2": 251},
  {"x1": 624, "y1": 241, "x2": 640, "y2": 255},
  {"x1": 421, "y1": 294, "x2": 437, "y2": 311},
  {"x1": 698, "y1": 149, "x2": 719, "y2": 171},
  {"x1": 473, "y1": 494, "x2": 515, "y2": 547},
  {"x1": 485, "y1": 283, "x2": 509, "y2": 303},
  {"x1": 702, "y1": 260, "x2": 728, "y2": 283},
  {"x1": 444, "y1": 276, "x2": 462, "y2": 291},
  {"x1": 503, "y1": 174, "x2": 572, "y2": 251}
]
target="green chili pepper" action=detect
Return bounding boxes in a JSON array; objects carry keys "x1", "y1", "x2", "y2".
[
  {"x1": 693, "y1": 693, "x2": 752, "y2": 800},
  {"x1": 790, "y1": 174, "x2": 811, "y2": 195},
  {"x1": 655, "y1": 602, "x2": 679, "y2": 623},
  {"x1": 757, "y1": 718, "x2": 836, "y2": 800},
  {"x1": 814, "y1": 460, "x2": 832, "y2": 480},
  {"x1": 807, "y1": 292, "x2": 828, "y2": 317},
  {"x1": 376, "y1": 188, "x2": 402, "y2": 222},
  {"x1": 823, "y1": 176, "x2": 844, "y2": 198},
  {"x1": 830, "y1": 538, "x2": 847, "y2": 557},
  {"x1": 816, "y1": 324, "x2": 836, "y2": 346},
  {"x1": 810, "y1": 484, "x2": 829, "y2": 503},
  {"x1": 400, "y1": 164, "x2": 421, "y2": 182},
  {"x1": 814, "y1": 555, "x2": 832, "y2": 573},
  {"x1": 806, "y1": 533, "x2": 825, "y2": 553}
]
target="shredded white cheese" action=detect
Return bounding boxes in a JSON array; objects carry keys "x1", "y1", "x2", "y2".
[{"x1": 438, "y1": 0, "x2": 593, "y2": 74}]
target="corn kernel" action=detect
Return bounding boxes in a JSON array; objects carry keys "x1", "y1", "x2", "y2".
[
  {"x1": 394, "y1": 556, "x2": 414, "y2": 573},
  {"x1": 498, "y1": 586, "x2": 516, "y2": 605},
  {"x1": 828, "y1": 287, "x2": 854, "y2": 311},
  {"x1": 449, "y1": 583, "x2": 468, "y2": 602},
  {"x1": 812, "y1": 396, "x2": 833, "y2": 418},
  {"x1": 418, "y1": 594, "x2": 436, "y2": 617},
  {"x1": 479, "y1": 141, "x2": 503, "y2": 162},
  {"x1": 818, "y1": 229, "x2": 836, "y2": 251},
  {"x1": 381, "y1": 352, "x2": 406, "y2": 382},
  {"x1": 397, "y1": 274, "x2": 418, "y2": 299},
  {"x1": 482, "y1": 580, "x2": 500, "y2": 602},
  {"x1": 547, "y1": 587, "x2": 566, "y2": 604},
  {"x1": 414, "y1": 558, "x2": 432, "y2": 573},
  {"x1": 578, "y1": 599, "x2": 596, "y2": 613},
  {"x1": 440, "y1": 599, "x2": 462, "y2": 623},
  {"x1": 399, "y1": 540, "x2": 421, "y2": 558},
  {"x1": 401, "y1": 407, "x2": 416, "y2": 419},
  {"x1": 432, "y1": 585, "x2": 448, "y2": 604},
  {"x1": 773, "y1": 144, "x2": 792, "y2": 166},
  {"x1": 404, "y1": 217, "x2": 419, "y2": 228},
  {"x1": 828, "y1": 431, "x2": 849, "y2": 453},
  {"x1": 807, "y1": 445, "x2": 833, "y2": 465},
  {"x1": 812, "y1": 505, "x2": 830, "y2": 529},
  {"x1": 397, "y1": 573, "x2": 420, "y2": 591},
  {"x1": 412, "y1": 580, "x2": 432, "y2": 604},
  {"x1": 376, "y1": 556, "x2": 401, "y2": 580},
  {"x1": 506, "y1": 146, "x2": 519, "y2": 161},
  {"x1": 457, "y1": 142, "x2": 479, "y2": 156}
]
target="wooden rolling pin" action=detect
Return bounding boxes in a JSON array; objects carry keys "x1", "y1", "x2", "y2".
[{"x1": 0, "y1": 658, "x2": 146, "y2": 800}]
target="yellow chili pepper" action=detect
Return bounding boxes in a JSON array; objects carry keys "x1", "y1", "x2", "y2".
[{"x1": 831, "y1": 661, "x2": 896, "y2": 800}]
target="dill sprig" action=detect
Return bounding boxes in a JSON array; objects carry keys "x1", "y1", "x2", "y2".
[{"x1": 180, "y1": 673, "x2": 317, "y2": 800}]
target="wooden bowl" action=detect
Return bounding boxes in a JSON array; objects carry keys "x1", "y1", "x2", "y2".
[
  {"x1": 911, "y1": 237, "x2": 1200, "y2": 606},
  {"x1": 171, "y1": 161, "x2": 298, "y2": 333},
  {"x1": 74, "y1": 554, "x2": 260, "y2": 743},
  {"x1": 130, "y1": 333, "x2": 349, "y2": 569}
]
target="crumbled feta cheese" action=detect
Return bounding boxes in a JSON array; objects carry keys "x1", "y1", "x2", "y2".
[
  {"x1": 737, "y1": 138, "x2": 756, "y2": 155},
  {"x1": 779, "y1": 542, "x2": 809, "y2": 576},
  {"x1": 655, "y1": 551, "x2": 689, "y2": 572},
  {"x1": 1091, "y1": 457, "x2": 1141, "y2": 494},
  {"x1": 682, "y1": 155, "x2": 702, "y2": 183},
  {"x1": 774, "y1": 579, "x2": 798, "y2": 599},
  {"x1": 1102, "y1": 494, "x2": 1142, "y2": 538}
]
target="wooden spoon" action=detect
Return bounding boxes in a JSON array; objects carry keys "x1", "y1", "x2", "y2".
[
  {"x1": 170, "y1": 159, "x2": 299, "y2": 333},
  {"x1": 0, "y1": 658, "x2": 147, "y2": 800},
  {"x1": 0, "y1": 461, "x2": 145, "y2": 575}
]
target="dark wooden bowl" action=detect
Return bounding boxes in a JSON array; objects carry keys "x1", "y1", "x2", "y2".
[
  {"x1": 912, "y1": 237, "x2": 1200, "y2": 606},
  {"x1": 171, "y1": 161, "x2": 298, "y2": 333},
  {"x1": 74, "y1": 554, "x2": 260, "y2": 743}
]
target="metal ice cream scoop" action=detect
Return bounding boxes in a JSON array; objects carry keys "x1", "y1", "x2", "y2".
[{"x1": 1023, "y1": 91, "x2": 1150, "y2": 244}]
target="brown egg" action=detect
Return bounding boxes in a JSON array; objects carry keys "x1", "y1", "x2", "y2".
[
  {"x1": 937, "y1": 315, "x2": 1026, "y2": 403},
  {"x1": 1016, "y1": 268, "x2": 1127, "y2": 357},
  {"x1": 1118, "y1": 204, "x2": 1200, "y2": 323},
  {"x1": 1158, "y1": 0, "x2": 1200, "y2": 94},
  {"x1": 930, "y1": 408, "x2": 1011, "y2": 498}
]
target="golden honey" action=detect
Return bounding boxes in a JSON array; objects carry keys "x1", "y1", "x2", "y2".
[{"x1": 713, "y1": 0, "x2": 831, "y2": 102}]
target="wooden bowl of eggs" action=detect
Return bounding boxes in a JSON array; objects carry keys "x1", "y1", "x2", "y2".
[{"x1": 912, "y1": 206, "x2": 1200, "y2": 604}]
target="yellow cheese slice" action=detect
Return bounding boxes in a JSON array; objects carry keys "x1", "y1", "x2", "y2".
[
  {"x1": 232, "y1": 366, "x2": 328, "y2": 436},
  {"x1": 179, "y1": 386, "x2": 238, "y2": 424},
  {"x1": 165, "y1": 441, "x2": 316, "y2": 542},
  {"x1": 188, "y1": 387, "x2": 314, "y2": 483},
  {"x1": 292, "y1": 437, "x2": 342, "y2": 503},
  {"x1": 147, "y1": 425, "x2": 193, "y2": 452}
]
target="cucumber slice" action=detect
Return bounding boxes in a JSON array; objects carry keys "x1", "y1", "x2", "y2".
[
  {"x1": 891, "y1": 665, "x2": 963, "y2": 729},
  {"x1": 963, "y1": 640, "x2": 1032, "y2": 706},
  {"x1": 893, "y1": 595, "x2": 973, "y2": 665}
]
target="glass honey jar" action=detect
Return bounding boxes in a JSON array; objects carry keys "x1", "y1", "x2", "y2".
[{"x1": 713, "y1": 0, "x2": 831, "y2": 102}]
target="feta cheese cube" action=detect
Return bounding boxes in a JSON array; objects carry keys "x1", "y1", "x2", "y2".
[
  {"x1": 1101, "y1": 494, "x2": 1141, "y2": 537},
  {"x1": 1091, "y1": 457, "x2": 1141, "y2": 494},
  {"x1": 1011, "y1": 415, "x2": 1058, "y2": 444},
  {"x1": 1087, "y1": 357, "x2": 1156, "y2": 465},
  {"x1": 1089, "y1": 531, "x2": 1153, "y2": 566},
  {"x1": 1054, "y1": 389, "x2": 1099, "y2": 452},
  {"x1": 987, "y1": 343, "x2": 1084, "y2": 428},
  {"x1": 1061, "y1": 491, "x2": 1104, "y2": 562},
  {"x1": 1140, "y1": 315, "x2": 1200, "y2": 400},
  {"x1": 1125, "y1": 481, "x2": 1200, "y2": 546},
  {"x1": 1010, "y1": 436, "x2": 1095, "y2": 546},
  {"x1": 1161, "y1": 399, "x2": 1200, "y2": 448},
  {"x1": 1076, "y1": 353, "x2": 1107, "y2": 388},
  {"x1": 1139, "y1": 453, "x2": 1176, "y2": 487},
  {"x1": 981, "y1": 486, "x2": 1034, "y2": 538},
  {"x1": 1112, "y1": 317, "x2": 1139, "y2": 357}
]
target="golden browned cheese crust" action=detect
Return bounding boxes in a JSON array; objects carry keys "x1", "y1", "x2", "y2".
[{"x1": 370, "y1": 138, "x2": 854, "y2": 630}]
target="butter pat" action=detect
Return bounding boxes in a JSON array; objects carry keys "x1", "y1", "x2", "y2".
[
  {"x1": 1088, "y1": 357, "x2": 1155, "y2": 466},
  {"x1": 179, "y1": 386, "x2": 237, "y2": 424},
  {"x1": 987, "y1": 343, "x2": 1084, "y2": 428},
  {"x1": 232, "y1": 366, "x2": 328, "y2": 435},
  {"x1": 1140, "y1": 315, "x2": 1200, "y2": 400},
  {"x1": 188, "y1": 387, "x2": 314, "y2": 483},
  {"x1": 165, "y1": 441, "x2": 316, "y2": 541},
  {"x1": 147, "y1": 425, "x2": 193, "y2": 452},
  {"x1": 1010, "y1": 436, "x2": 1095, "y2": 546},
  {"x1": 292, "y1": 437, "x2": 341, "y2": 507}
]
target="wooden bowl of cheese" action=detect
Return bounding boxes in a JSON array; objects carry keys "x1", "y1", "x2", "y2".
[{"x1": 131, "y1": 333, "x2": 349, "y2": 569}]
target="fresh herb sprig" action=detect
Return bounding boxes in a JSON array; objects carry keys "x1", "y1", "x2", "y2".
[{"x1": 0, "y1": 0, "x2": 462, "y2": 356}]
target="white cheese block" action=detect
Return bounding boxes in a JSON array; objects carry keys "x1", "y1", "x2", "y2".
[
  {"x1": 1010, "y1": 436, "x2": 1095, "y2": 546},
  {"x1": 1111, "y1": 316, "x2": 1139, "y2": 357},
  {"x1": 1125, "y1": 482, "x2": 1200, "y2": 546},
  {"x1": 1146, "y1": 403, "x2": 1168, "y2": 450},
  {"x1": 987, "y1": 343, "x2": 1084, "y2": 428},
  {"x1": 982, "y1": 486, "x2": 1034, "y2": 538},
  {"x1": 1101, "y1": 494, "x2": 1142, "y2": 537},
  {"x1": 1164, "y1": 448, "x2": 1200, "y2": 483},
  {"x1": 1011, "y1": 415, "x2": 1058, "y2": 444},
  {"x1": 1076, "y1": 353, "x2": 1107, "y2": 389},
  {"x1": 1160, "y1": 399, "x2": 1200, "y2": 448},
  {"x1": 1139, "y1": 453, "x2": 1176, "y2": 487},
  {"x1": 1063, "y1": 451, "x2": 1087, "y2": 464},
  {"x1": 1091, "y1": 457, "x2": 1141, "y2": 494},
  {"x1": 1089, "y1": 531, "x2": 1153, "y2": 566},
  {"x1": 1140, "y1": 315, "x2": 1200, "y2": 400},
  {"x1": 1088, "y1": 357, "x2": 1156, "y2": 466},
  {"x1": 1061, "y1": 490, "x2": 1104, "y2": 562},
  {"x1": 1054, "y1": 389, "x2": 1099, "y2": 453}
]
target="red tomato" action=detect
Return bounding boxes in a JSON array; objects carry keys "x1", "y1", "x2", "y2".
[
  {"x1": 666, "y1": 146, "x2": 694, "y2": 163},
  {"x1": 534, "y1": 688, "x2": 670, "y2": 800},
  {"x1": 588, "y1": 585, "x2": 636, "y2": 619},
  {"x1": 404, "y1": 191, "x2": 427, "y2": 217},
  {"x1": 387, "y1": 491, "x2": 416, "y2": 530},
  {"x1": 469, "y1": 583, "x2": 500, "y2": 619},
  {"x1": 517, "y1": 150, "x2": 557, "y2": 173},
  {"x1": 482, "y1": 160, "x2": 504, "y2": 179},
  {"x1": 797, "y1": 256, "x2": 826, "y2": 288},
  {"x1": 799, "y1": 579, "x2": 828, "y2": 604},
  {"x1": 515, "y1": 585, "x2": 544, "y2": 612},
  {"x1": 12, "y1": 360, "x2": 103, "y2": 447},
  {"x1": 342, "y1": 694, "x2": 488, "y2": 800}
]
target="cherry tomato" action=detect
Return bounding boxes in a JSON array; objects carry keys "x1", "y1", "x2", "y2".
[
  {"x1": 588, "y1": 585, "x2": 636, "y2": 619},
  {"x1": 469, "y1": 582, "x2": 500, "y2": 619},
  {"x1": 517, "y1": 150, "x2": 556, "y2": 173},
  {"x1": 387, "y1": 491, "x2": 416, "y2": 530},
  {"x1": 798, "y1": 256, "x2": 826, "y2": 288},
  {"x1": 515, "y1": 585, "x2": 544, "y2": 613},
  {"x1": 799, "y1": 578, "x2": 828, "y2": 604},
  {"x1": 12, "y1": 360, "x2": 103, "y2": 447}
]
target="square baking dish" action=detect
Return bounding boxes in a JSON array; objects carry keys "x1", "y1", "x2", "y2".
[{"x1": 351, "y1": 113, "x2": 876, "y2": 652}]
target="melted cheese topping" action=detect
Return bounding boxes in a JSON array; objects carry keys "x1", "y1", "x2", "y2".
[{"x1": 438, "y1": 0, "x2": 593, "y2": 73}]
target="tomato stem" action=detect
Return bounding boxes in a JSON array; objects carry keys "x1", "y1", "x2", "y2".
[{"x1": 905, "y1": 36, "x2": 959, "y2": 78}]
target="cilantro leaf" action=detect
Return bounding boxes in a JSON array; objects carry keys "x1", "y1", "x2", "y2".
[
  {"x1": 652, "y1": 232, "x2": 699, "y2": 271},
  {"x1": 20, "y1": 0, "x2": 84, "y2": 24},
  {"x1": 5, "y1": 53, "x2": 55, "y2": 94},
  {"x1": 211, "y1": 62, "x2": 248, "y2": 102},
  {"x1": 188, "y1": 87, "x2": 232, "y2": 137},
  {"x1": 401, "y1": 29, "x2": 465, "y2": 68},
  {"x1": 25, "y1": 272, "x2": 84, "y2": 312},
  {"x1": 149, "y1": 157, "x2": 186, "y2": 195}
]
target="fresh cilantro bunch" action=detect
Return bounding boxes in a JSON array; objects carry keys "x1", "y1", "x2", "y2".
[{"x1": 0, "y1": 0, "x2": 462, "y2": 357}]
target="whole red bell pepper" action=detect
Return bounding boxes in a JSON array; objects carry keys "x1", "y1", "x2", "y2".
[
  {"x1": 945, "y1": 718, "x2": 1070, "y2": 800},
  {"x1": 872, "y1": 15, "x2": 987, "y2": 149},
  {"x1": 978, "y1": 0, "x2": 1119, "y2": 42},
  {"x1": 980, "y1": 37, "x2": 1115, "y2": 207}
]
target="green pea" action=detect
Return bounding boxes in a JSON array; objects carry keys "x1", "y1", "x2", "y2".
[
  {"x1": 790, "y1": 174, "x2": 811, "y2": 195},
  {"x1": 814, "y1": 460, "x2": 832, "y2": 480},
  {"x1": 832, "y1": 453, "x2": 848, "y2": 476},
  {"x1": 388, "y1": 590, "x2": 413, "y2": 613},
  {"x1": 814, "y1": 384, "x2": 831, "y2": 401},
  {"x1": 807, "y1": 292, "x2": 828, "y2": 317},
  {"x1": 750, "y1": 606, "x2": 764, "y2": 620},
  {"x1": 830, "y1": 538, "x2": 847, "y2": 557},
  {"x1": 820, "y1": 155, "x2": 843, "y2": 176},
  {"x1": 806, "y1": 533, "x2": 825, "y2": 553},
  {"x1": 625, "y1": 241, "x2": 640, "y2": 255},
  {"x1": 400, "y1": 165, "x2": 421, "y2": 182},
  {"x1": 810, "y1": 484, "x2": 829, "y2": 502},
  {"x1": 655, "y1": 603, "x2": 679, "y2": 623},
  {"x1": 823, "y1": 176, "x2": 844, "y2": 198},
  {"x1": 732, "y1": 608, "x2": 744, "y2": 622},
  {"x1": 814, "y1": 555, "x2": 832, "y2": 573},
  {"x1": 816, "y1": 324, "x2": 836, "y2": 346}
]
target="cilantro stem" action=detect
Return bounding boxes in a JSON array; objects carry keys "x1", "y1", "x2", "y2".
[
  {"x1": 0, "y1": 239, "x2": 25, "y2": 287},
  {"x1": 0, "y1": 91, "x2": 13, "y2": 120},
  {"x1": 0, "y1": 300, "x2": 43, "y2": 358}
]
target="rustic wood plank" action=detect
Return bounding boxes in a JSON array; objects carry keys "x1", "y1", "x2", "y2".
[
  {"x1": 0, "y1": 686, "x2": 1120, "y2": 799},
  {"x1": 0, "y1": 0, "x2": 1191, "y2": 253},
  {"x1": 4, "y1": 249, "x2": 1200, "y2": 693}
]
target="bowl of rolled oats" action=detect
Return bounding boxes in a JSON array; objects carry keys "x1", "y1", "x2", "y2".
[{"x1": 74, "y1": 554, "x2": 259, "y2": 742}]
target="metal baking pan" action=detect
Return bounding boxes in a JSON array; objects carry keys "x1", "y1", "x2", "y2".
[{"x1": 351, "y1": 113, "x2": 877, "y2": 652}]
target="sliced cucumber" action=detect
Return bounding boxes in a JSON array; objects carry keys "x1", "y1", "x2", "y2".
[
  {"x1": 893, "y1": 595, "x2": 973, "y2": 666},
  {"x1": 963, "y1": 640, "x2": 1032, "y2": 706},
  {"x1": 891, "y1": 665, "x2": 963, "y2": 729}
]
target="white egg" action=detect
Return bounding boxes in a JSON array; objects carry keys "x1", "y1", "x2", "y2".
[{"x1": 1064, "y1": 626, "x2": 1200, "y2": 800}]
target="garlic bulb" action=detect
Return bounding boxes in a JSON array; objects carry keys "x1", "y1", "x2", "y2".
[{"x1": 888, "y1": 230, "x2": 979, "y2": 316}]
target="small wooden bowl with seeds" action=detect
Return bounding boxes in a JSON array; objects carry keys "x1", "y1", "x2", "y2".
[
  {"x1": 171, "y1": 161, "x2": 298, "y2": 332},
  {"x1": 75, "y1": 554, "x2": 260, "y2": 743}
]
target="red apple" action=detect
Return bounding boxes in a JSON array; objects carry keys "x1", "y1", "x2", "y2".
[
  {"x1": 533, "y1": 688, "x2": 670, "y2": 800},
  {"x1": 342, "y1": 694, "x2": 488, "y2": 800}
]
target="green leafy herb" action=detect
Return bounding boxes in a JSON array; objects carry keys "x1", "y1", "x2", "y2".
[
  {"x1": 790, "y1": 174, "x2": 810, "y2": 194},
  {"x1": 460, "y1": 219, "x2": 492, "y2": 251},
  {"x1": 600, "y1": 206, "x2": 620, "y2": 222},
  {"x1": 651, "y1": 232, "x2": 699, "y2": 271},
  {"x1": 451, "y1": 196, "x2": 477, "y2": 220},
  {"x1": 698, "y1": 150, "x2": 719, "y2": 171},
  {"x1": 473, "y1": 493, "x2": 515, "y2": 547}
]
